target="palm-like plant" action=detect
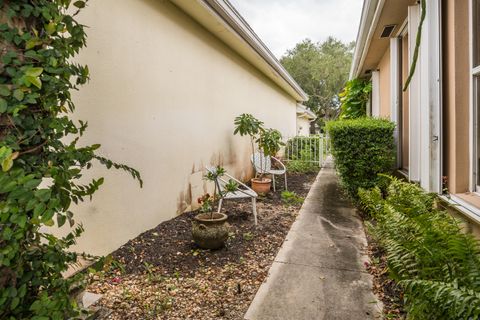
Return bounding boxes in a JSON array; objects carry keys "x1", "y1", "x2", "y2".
[
  {"x1": 201, "y1": 166, "x2": 238, "y2": 220},
  {"x1": 233, "y1": 114, "x2": 264, "y2": 155},
  {"x1": 257, "y1": 129, "x2": 285, "y2": 179}
]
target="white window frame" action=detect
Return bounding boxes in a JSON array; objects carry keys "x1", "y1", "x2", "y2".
[{"x1": 471, "y1": 0, "x2": 480, "y2": 193}]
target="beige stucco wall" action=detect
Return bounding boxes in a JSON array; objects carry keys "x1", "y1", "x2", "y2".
[
  {"x1": 443, "y1": 0, "x2": 470, "y2": 194},
  {"x1": 59, "y1": 0, "x2": 297, "y2": 256},
  {"x1": 296, "y1": 117, "x2": 311, "y2": 136},
  {"x1": 378, "y1": 47, "x2": 391, "y2": 118}
]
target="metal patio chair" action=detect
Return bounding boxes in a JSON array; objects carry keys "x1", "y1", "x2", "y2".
[
  {"x1": 206, "y1": 166, "x2": 259, "y2": 225},
  {"x1": 251, "y1": 152, "x2": 288, "y2": 191}
]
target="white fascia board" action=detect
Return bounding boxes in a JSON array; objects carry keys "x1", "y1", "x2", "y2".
[
  {"x1": 350, "y1": 0, "x2": 383, "y2": 79},
  {"x1": 170, "y1": 0, "x2": 308, "y2": 102}
]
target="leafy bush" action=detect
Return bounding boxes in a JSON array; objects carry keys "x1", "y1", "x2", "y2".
[
  {"x1": 359, "y1": 177, "x2": 480, "y2": 319},
  {"x1": 286, "y1": 159, "x2": 318, "y2": 173},
  {"x1": 339, "y1": 78, "x2": 372, "y2": 119},
  {"x1": 326, "y1": 118, "x2": 395, "y2": 199},
  {"x1": 0, "y1": 1, "x2": 141, "y2": 318},
  {"x1": 281, "y1": 191, "x2": 304, "y2": 206}
]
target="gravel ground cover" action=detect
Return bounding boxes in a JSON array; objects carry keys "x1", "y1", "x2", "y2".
[{"x1": 87, "y1": 171, "x2": 317, "y2": 319}]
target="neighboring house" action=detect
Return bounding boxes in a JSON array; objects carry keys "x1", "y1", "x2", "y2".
[
  {"x1": 351, "y1": 0, "x2": 480, "y2": 234},
  {"x1": 296, "y1": 104, "x2": 317, "y2": 136},
  {"x1": 61, "y1": 0, "x2": 307, "y2": 256}
]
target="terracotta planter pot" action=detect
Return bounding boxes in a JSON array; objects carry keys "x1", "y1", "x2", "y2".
[
  {"x1": 192, "y1": 213, "x2": 229, "y2": 249},
  {"x1": 251, "y1": 177, "x2": 272, "y2": 195}
]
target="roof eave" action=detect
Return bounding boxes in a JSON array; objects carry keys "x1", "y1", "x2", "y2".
[
  {"x1": 350, "y1": 0, "x2": 384, "y2": 79},
  {"x1": 170, "y1": 0, "x2": 308, "y2": 102}
]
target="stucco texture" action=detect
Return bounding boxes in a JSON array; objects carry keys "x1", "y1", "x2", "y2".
[
  {"x1": 296, "y1": 117, "x2": 311, "y2": 136},
  {"x1": 57, "y1": 0, "x2": 297, "y2": 255},
  {"x1": 378, "y1": 47, "x2": 391, "y2": 119}
]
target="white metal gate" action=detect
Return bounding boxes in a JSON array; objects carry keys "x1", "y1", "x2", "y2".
[{"x1": 283, "y1": 135, "x2": 329, "y2": 168}]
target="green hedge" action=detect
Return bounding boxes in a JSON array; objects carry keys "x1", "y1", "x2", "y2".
[
  {"x1": 359, "y1": 177, "x2": 480, "y2": 319},
  {"x1": 326, "y1": 118, "x2": 396, "y2": 199}
]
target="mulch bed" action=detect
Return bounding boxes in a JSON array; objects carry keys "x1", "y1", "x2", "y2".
[{"x1": 87, "y1": 171, "x2": 318, "y2": 319}]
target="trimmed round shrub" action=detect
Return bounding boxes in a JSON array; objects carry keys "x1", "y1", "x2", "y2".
[{"x1": 326, "y1": 118, "x2": 396, "y2": 199}]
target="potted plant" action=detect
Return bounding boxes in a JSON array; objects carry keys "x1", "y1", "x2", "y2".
[
  {"x1": 233, "y1": 114, "x2": 272, "y2": 194},
  {"x1": 192, "y1": 166, "x2": 238, "y2": 249},
  {"x1": 254, "y1": 128, "x2": 285, "y2": 193}
]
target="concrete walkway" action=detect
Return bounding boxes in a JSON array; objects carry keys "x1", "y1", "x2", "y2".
[{"x1": 244, "y1": 158, "x2": 382, "y2": 320}]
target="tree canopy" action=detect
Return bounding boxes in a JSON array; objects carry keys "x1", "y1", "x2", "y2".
[{"x1": 280, "y1": 37, "x2": 354, "y2": 128}]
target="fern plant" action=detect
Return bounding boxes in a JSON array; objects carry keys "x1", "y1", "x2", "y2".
[{"x1": 359, "y1": 177, "x2": 480, "y2": 319}]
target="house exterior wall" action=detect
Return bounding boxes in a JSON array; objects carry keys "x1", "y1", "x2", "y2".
[
  {"x1": 443, "y1": 0, "x2": 470, "y2": 194},
  {"x1": 296, "y1": 117, "x2": 311, "y2": 136},
  {"x1": 353, "y1": 0, "x2": 480, "y2": 233},
  {"x1": 58, "y1": 0, "x2": 298, "y2": 255},
  {"x1": 378, "y1": 47, "x2": 391, "y2": 118}
]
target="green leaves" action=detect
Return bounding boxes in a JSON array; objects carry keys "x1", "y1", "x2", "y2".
[
  {"x1": 359, "y1": 177, "x2": 480, "y2": 318},
  {"x1": 22, "y1": 67, "x2": 44, "y2": 89},
  {"x1": 280, "y1": 37, "x2": 354, "y2": 124},
  {"x1": 13, "y1": 89, "x2": 24, "y2": 101},
  {"x1": 0, "y1": 85, "x2": 11, "y2": 97},
  {"x1": 25, "y1": 67, "x2": 43, "y2": 77},
  {"x1": 326, "y1": 118, "x2": 395, "y2": 200},
  {"x1": 339, "y1": 78, "x2": 372, "y2": 120},
  {"x1": 257, "y1": 128, "x2": 284, "y2": 157},
  {"x1": 0, "y1": 98, "x2": 7, "y2": 113},
  {"x1": 233, "y1": 113, "x2": 264, "y2": 137},
  {"x1": 73, "y1": 1, "x2": 86, "y2": 8},
  {"x1": 0, "y1": 1, "x2": 141, "y2": 318},
  {"x1": 0, "y1": 146, "x2": 19, "y2": 172}
]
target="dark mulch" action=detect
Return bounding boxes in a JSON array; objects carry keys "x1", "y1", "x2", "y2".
[
  {"x1": 359, "y1": 213, "x2": 406, "y2": 319},
  {"x1": 88, "y1": 171, "x2": 317, "y2": 319}
]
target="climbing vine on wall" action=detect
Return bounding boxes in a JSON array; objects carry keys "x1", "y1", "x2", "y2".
[
  {"x1": 338, "y1": 78, "x2": 372, "y2": 119},
  {"x1": 403, "y1": 0, "x2": 426, "y2": 91},
  {"x1": 0, "y1": 1, "x2": 142, "y2": 318}
]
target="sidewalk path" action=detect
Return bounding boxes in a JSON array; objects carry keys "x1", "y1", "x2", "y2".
[{"x1": 244, "y1": 158, "x2": 382, "y2": 320}]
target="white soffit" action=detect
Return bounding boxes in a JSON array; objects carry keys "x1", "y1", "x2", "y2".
[
  {"x1": 170, "y1": 0, "x2": 308, "y2": 102},
  {"x1": 350, "y1": 0, "x2": 381, "y2": 78}
]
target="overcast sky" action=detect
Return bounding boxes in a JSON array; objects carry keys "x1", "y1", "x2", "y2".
[{"x1": 229, "y1": 0, "x2": 364, "y2": 58}]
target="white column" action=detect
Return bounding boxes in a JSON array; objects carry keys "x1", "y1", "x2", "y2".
[
  {"x1": 427, "y1": 0, "x2": 442, "y2": 193},
  {"x1": 408, "y1": 4, "x2": 421, "y2": 183},
  {"x1": 418, "y1": 0, "x2": 442, "y2": 193},
  {"x1": 390, "y1": 37, "x2": 402, "y2": 168},
  {"x1": 371, "y1": 70, "x2": 380, "y2": 117}
]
